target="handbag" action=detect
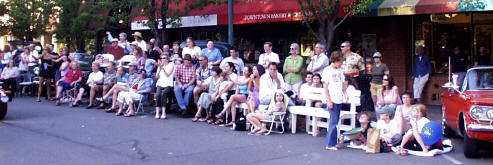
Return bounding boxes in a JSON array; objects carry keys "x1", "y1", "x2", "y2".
[{"x1": 366, "y1": 128, "x2": 381, "y2": 153}]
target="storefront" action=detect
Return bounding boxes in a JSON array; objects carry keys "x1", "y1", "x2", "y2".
[{"x1": 132, "y1": 0, "x2": 493, "y2": 105}]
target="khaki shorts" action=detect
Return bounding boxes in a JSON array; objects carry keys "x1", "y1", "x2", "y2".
[{"x1": 370, "y1": 82, "x2": 383, "y2": 96}]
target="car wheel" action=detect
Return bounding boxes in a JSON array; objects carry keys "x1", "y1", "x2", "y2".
[
  {"x1": 462, "y1": 115, "x2": 480, "y2": 158},
  {"x1": 0, "y1": 102, "x2": 7, "y2": 120}
]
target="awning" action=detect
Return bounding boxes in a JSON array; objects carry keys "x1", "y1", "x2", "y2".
[
  {"x1": 374, "y1": 0, "x2": 492, "y2": 16},
  {"x1": 131, "y1": 0, "x2": 352, "y2": 30}
]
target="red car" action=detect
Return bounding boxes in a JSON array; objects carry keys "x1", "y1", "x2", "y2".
[{"x1": 442, "y1": 66, "x2": 493, "y2": 158}]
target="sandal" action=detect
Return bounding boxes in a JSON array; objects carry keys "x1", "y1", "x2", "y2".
[
  {"x1": 325, "y1": 146, "x2": 339, "y2": 151},
  {"x1": 124, "y1": 113, "x2": 135, "y2": 117},
  {"x1": 55, "y1": 100, "x2": 61, "y2": 106},
  {"x1": 96, "y1": 97, "x2": 104, "y2": 102},
  {"x1": 213, "y1": 119, "x2": 224, "y2": 125},
  {"x1": 98, "y1": 104, "x2": 105, "y2": 109},
  {"x1": 115, "y1": 112, "x2": 123, "y2": 116},
  {"x1": 215, "y1": 112, "x2": 225, "y2": 119},
  {"x1": 199, "y1": 117, "x2": 210, "y2": 122},
  {"x1": 106, "y1": 107, "x2": 117, "y2": 113},
  {"x1": 36, "y1": 99, "x2": 41, "y2": 102},
  {"x1": 192, "y1": 116, "x2": 200, "y2": 122},
  {"x1": 207, "y1": 119, "x2": 215, "y2": 124},
  {"x1": 224, "y1": 122, "x2": 234, "y2": 127}
]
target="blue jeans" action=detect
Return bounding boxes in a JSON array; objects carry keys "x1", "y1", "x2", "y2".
[
  {"x1": 174, "y1": 85, "x2": 195, "y2": 110},
  {"x1": 326, "y1": 103, "x2": 342, "y2": 147}
]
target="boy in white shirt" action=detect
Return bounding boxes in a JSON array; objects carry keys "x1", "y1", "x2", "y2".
[{"x1": 377, "y1": 106, "x2": 402, "y2": 151}]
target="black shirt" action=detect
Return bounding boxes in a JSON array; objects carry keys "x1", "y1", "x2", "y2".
[
  {"x1": 451, "y1": 53, "x2": 468, "y2": 73},
  {"x1": 474, "y1": 53, "x2": 490, "y2": 66}
]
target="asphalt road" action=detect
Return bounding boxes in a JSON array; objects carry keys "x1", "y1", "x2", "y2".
[{"x1": 1, "y1": 98, "x2": 492, "y2": 165}]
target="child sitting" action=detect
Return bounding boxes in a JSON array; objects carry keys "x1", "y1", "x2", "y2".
[
  {"x1": 397, "y1": 104, "x2": 436, "y2": 154},
  {"x1": 377, "y1": 106, "x2": 402, "y2": 152},
  {"x1": 349, "y1": 111, "x2": 372, "y2": 146},
  {"x1": 246, "y1": 90, "x2": 289, "y2": 135}
]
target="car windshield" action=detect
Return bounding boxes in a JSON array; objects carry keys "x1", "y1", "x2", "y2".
[{"x1": 466, "y1": 68, "x2": 493, "y2": 91}]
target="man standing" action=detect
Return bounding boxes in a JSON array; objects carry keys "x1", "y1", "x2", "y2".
[
  {"x1": 258, "y1": 42, "x2": 280, "y2": 69},
  {"x1": 340, "y1": 41, "x2": 365, "y2": 77},
  {"x1": 200, "y1": 40, "x2": 223, "y2": 68},
  {"x1": 321, "y1": 51, "x2": 345, "y2": 151},
  {"x1": 412, "y1": 46, "x2": 431, "y2": 103},
  {"x1": 174, "y1": 54, "x2": 196, "y2": 115},
  {"x1": 451, "y1": 46, "x2": 469, "y2": 88},
  {"x1": 106, "y1": 32, "x2": 132, "y2": 55},
  {"x1": 474, "y1": 46, "x2": 490, "y2": 66},
  {"x1": 193, "y1": 55, "x2": 211, "y2": 106},
  {"x1": 307, "y1": 43, "x2": 329, "y2": 74},
  {"x1": 107, "y1": 39, "x2": 124, "y2": 60},
  {"x1": 370, "y1": 52, "x2": 390, "y2": 105},
  {"x1": 220, "y1": 47, "x2": 244, "y2": 75},
  {"x1": 259, "y1": 62, "x2": 285, "y2": 105}
]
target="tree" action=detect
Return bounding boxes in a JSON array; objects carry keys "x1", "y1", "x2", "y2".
[
  {"x1": 297, "y1": 0, "x2": 376, "y2": 51},
  {"x1": 53, "y1": 0, "x2": 108, "y2": 52},
  {"x1": 0, "y1": 0, "x2": 56, "y2": 41},
  {"x1": 113, "y1": 0, "x2": 224, "y2": 46}
]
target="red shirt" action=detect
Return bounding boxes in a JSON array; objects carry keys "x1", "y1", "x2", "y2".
[
  {"x1": 108, "y1": 45, "x2": 124, "y2": 60},
  {"x1": 64, "y1": 69, "x2": 83, "y2": 84}
]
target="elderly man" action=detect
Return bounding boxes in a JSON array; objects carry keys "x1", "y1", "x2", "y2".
[
  {"x1": 193, "y1": 55, "x2": 211, "y2": 106},
  {"x1": 106, "y1": 31, "x2": 132, "y2": 55},
  {"x1": 200, "y1": 40, "x2": 223, "y2": 67},
  {"x1": 307, "y1": 42, "x2": 329, "y2": 74},
  {"x1": 340, "y1": 41, "x2": 365, "y2": 77},
  {"x1": 174, "y1": 54, "x2": 196, "y2": 115}
]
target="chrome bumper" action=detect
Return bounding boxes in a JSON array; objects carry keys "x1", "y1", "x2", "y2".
[{"x1": 468, "y1": 124, "x2": 493, "y2": 132}]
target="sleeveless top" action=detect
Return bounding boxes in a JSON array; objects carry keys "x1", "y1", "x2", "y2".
[{"x1": 239, "y1": 85, "x2": 248, "y2": 94}]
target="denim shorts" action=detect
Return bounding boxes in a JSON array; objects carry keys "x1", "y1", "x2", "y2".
[{"x1": 58, "y1": 81, "x2": 73, "y2": 90}]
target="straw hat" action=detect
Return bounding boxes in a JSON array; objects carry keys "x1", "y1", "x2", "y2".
[{"x1": 131, "y1": 32, "x2": 143, "y2": 38}]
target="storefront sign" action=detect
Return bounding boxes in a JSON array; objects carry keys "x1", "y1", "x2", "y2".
[
  {"x1": 234, "y1": 11, "x2": 303, "y2": 24},
  {"x1": 131, "y1": 14, "x2": 217, "y2": 30}
]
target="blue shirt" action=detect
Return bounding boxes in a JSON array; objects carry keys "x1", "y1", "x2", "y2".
[
  {"x1": 200, "y1": 47, "x2": 223, "y2": 63},
  {"x1": 413, "y1": 55, "x2": 432, "y2": 77}
]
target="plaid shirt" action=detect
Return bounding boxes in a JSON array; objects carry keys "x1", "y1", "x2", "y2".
[
  {"x1": 103, "y1": 70, "x2": 117, "y2": 86},
  {"x1": 176, "y1": 64, "x2": 196, "y2": 84}
]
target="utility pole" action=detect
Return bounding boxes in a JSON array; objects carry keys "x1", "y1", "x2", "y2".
[{"x1": 228, "y1": 0, "x2": 233, "y2": 45}]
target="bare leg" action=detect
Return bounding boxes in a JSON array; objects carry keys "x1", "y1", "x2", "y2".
[
  {"x1": 110, "y1": 88, "x2": 121, "y2": 108},
  {"x1": 155, "y1": 107, "x2": 161, "y2": 119},
  {"x1": 37, "y1": 77, "x2": 45, "y2": 100},
  {"x1": 46, "y1": 79, "x2": 52, "y2": 100},
  {"x1": 88, "y1": 86, "x2": 99, "y2": 106},
  {"x1": 193, "y1": 87, "x2": 202, "y2": 105},
  {"x1": 75, "y1": 88, "x2": 85, "y2": 103}
]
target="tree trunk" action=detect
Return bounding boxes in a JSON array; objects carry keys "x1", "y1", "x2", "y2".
[
  {"x1": 325, "y1": 21, "x2": 335, "y2": 52},
  {"x1": 158, "y1": 0, "x2": 169, "y2": 46}
]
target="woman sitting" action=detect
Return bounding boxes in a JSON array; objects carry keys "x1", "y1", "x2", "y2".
[
  {"x1": 192, "y1": 66, "x2": 222, "y2": 122},
  {"x1": 97, "y1": 63, "x2": 138, "y2": 112},
  {"x1": 214, "y1": 66, "x2": 252, "y2": 127},
  {"x1": 209, "y1": 72, "x2": 233, "y2": 125},
  {"x1": 247, "y1": 90, "x2": 289, "y2": 135},
  {"x1": 0, "y1": 60, "x2": 19, "y2": 91},
  {"x1": 116, "y1": 70, "x2": 152, "y2": 117},
  {"x1": 395, "y1": 91, "x2": 414, "y2": 134},
  {"x1": 246, "y1": 64, "x2": 265, "y2": 113},
  {"x1": 375, "y1": 75, "x2": 402, "y2": 119}
]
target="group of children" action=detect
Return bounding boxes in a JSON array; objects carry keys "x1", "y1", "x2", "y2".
[{"x1": 350, "y1": 103, "x2": 441, "y2": 155}]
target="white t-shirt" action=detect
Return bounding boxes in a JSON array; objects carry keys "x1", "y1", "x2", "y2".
[
  {"x1": 156, "y1": 62, "x2": 175, "y2": 88},
  {"x1": 87, "y1": 71, "x2": 104, "y2": 87},
  {"x1": 220, "y1": 56, "x2": 244, "y2": 75},
  {"x1": 229, "y1": 72, "x2": 238, "y2": 90},
  {"x1": 29, "y1": 50, "x2": 39, "y2": 66},
  {"x1": 136, "y1": 40, "x2": 147, "y2": 52},
  {"x1": 377, "y1": 119, "x2": 401, "y2": 137},
  {"x1": 2, "y1": 52, "x2": 12, "y2": 64},
  {"x1": 409, "y1": 117, "x2": 430, "y2": 134},
  {"x1": 258, "y1": 52, "x2": 280, "y2": 66},
  {"x1": 259, "y1": 72, "x2": 285, "y2": 99},
  {"x1": 219, "y1": 80, "x2": 233, "y2": 100},
  {"x1": 321, "y1": 65, "x2": 345, "y2": 104},
  {"x1": 298, "y1": 83, "x2": 312, "y2": 99},
  {"x1": 19, "y1": 53, "x2": 30, "y2": 71},
  {"x1": 182, "y1": 46, "x2": 201, "y2": 59}
]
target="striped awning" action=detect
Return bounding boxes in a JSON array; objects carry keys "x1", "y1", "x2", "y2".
[{"x1": 368, "y1": 0, "x2": 493, "y2": 16}]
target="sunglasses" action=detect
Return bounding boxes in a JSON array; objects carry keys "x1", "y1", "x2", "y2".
[
  {"x1": 383, "y1": 79, "x2": 388, "y2": 81},
  {"x1": 341, "y1": 46, "x2": 346, "y2": 48},
  {"x1": 290, "y1": 47, "x2": 295, "y2": 50}
]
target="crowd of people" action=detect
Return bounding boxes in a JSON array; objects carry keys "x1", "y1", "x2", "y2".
[{"x1": 0, "y1": 31, "x2": 446, "y2": 154}]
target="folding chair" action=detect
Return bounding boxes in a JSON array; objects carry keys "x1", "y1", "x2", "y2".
[
  {"x1": 250, "y1": 105, "x2": 287, "y2": 135},
  {"x1": 60, "y1": 84, "x2": 79, "y2": 105},
  {"x1": 225, "y1": 102, "x2": 249, "y2": 124}
]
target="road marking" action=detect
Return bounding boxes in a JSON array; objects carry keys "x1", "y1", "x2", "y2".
[{"x1": 442, "y1": 154, "x2": 463, "y2": 164}]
